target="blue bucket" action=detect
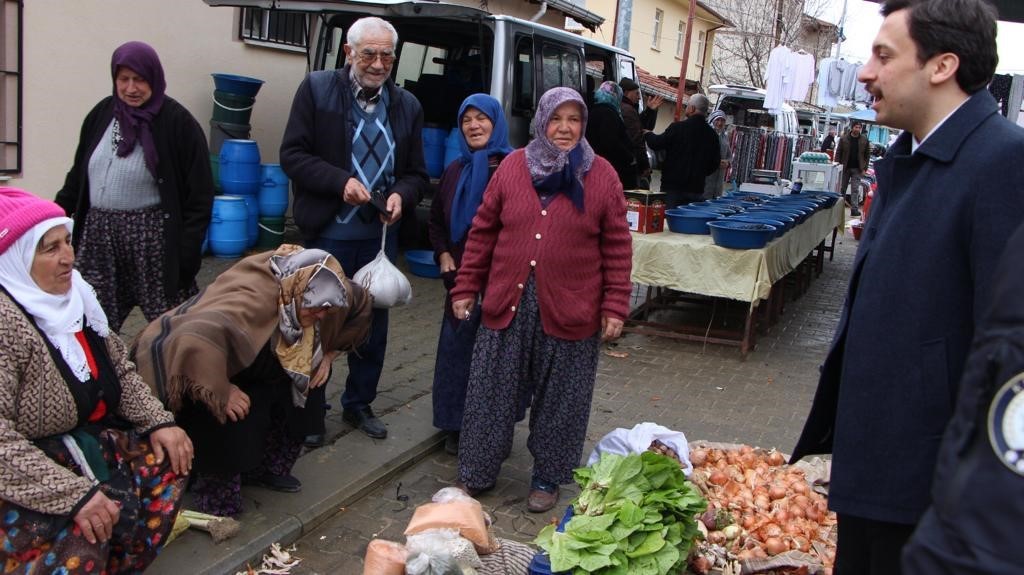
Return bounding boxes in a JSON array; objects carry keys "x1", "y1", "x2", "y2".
[
  {"x1": 211, "y1": 73, "x2": 264, "y2": 97},
  {"x1": 219, "y1": 139, "x2": 261, "y2": 196},
  {"x1": 208, "y1": 196, "x2": 248, "y2": 258},
  {"x1": 422, "y1": 126, "x2": 447, "y2": 178},
  {"x1": 258, "y1": 163, "x2": 289, "y2": 217},
  {"x1": 443, "y1": 127, "x2": 462, "y2": 172},
  {"x1": 241, "y1": 194, "x2": 259, "y2": 248}
]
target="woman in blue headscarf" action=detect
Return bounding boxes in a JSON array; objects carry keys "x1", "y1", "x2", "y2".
[
  {"x1": 586, "y1": 80, "x2": 638, "y2": 189},
  {"x1": 427, "y1": 94, "x2": 513, "y2": 455}
]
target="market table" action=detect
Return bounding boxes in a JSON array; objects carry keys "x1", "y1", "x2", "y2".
[{"x1": 626, "y1": 201, "x2": 845, "y2": 355}]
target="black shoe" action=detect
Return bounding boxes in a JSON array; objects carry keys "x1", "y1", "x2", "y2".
[
  {"x1": 851, "y1": 207, "x2": 861, "y2": 217},
  {"x1": 343, "y1": 407, "x2": 388, "y2": 439},
  {"x1": 303, "y1": 434, "x2": 325, "y2": 448},
  {"x1": 254, "y1": 473, "x2": 302, "y2": 493},
  {"x1": 444, "y1": 431, "x2": 460, "y2": 456}
]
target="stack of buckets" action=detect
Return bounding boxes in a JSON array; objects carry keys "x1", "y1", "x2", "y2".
[
  {"x1": 421, "y1": 124, "x2": 464, "y2": 179},
  {"x1": 206, "y1": 73, "x2": 289, "y2": 259}
]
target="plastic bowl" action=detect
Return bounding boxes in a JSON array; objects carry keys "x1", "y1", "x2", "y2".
[
  {"x1": 665, "y1": 208, "x2": 718, "y2": 234},
  {"x1": 707, "y1": 220, "x2": 777, "y2": 249},
  {"x1": 211, "y1": 73, "x2": 265, "y2": 97},
  {"x1": 724, "y1": 215, "x2": 787, "y2": 239},
  {"x1": 404, "y1": 249, "x2": 441, "y2": 278}
]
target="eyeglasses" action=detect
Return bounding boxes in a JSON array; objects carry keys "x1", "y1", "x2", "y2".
[{"x1": 355, "y1": 49, "x2": 395, "y2": 66}]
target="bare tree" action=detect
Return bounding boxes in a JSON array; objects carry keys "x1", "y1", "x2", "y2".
[{"x1": 704, "y1": 0, "x2": 836, "y2": 91}]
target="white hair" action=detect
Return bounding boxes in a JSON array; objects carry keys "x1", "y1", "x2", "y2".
[{"x1": 347, "y1": 17, "x2": 398, "y2": 48}]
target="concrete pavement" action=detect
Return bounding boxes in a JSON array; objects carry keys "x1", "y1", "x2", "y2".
[{"x1": 134, "y1": 217, "x2": 858, "y2": 574}]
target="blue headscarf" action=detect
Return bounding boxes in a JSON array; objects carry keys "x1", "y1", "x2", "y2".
[{"x1": 449, "y1": 94, "x2": 514, "y2": 243}]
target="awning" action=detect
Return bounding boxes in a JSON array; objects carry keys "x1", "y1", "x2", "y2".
[{"x1": 538, "y1": 0, "x2": 604, "y2": 31}]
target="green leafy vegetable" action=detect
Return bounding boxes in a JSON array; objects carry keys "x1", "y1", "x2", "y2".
[{"x1": 535, "y1": 451, "x2": 707, "y2": 574}]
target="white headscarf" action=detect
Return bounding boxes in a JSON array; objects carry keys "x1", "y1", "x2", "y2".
[{"x1": 0, "y1": 217, "x2": 110, "y2": 382}]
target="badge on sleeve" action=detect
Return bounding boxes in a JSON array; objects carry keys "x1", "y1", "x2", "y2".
[{"x1": 989, "y1": 371, "x2": 1024, "y2": 476}]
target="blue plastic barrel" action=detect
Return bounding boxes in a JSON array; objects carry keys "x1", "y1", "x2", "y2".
[
  {"x1": 443, "y1": 127, "x2": 462, "y2": 172},
  {"x1": 258, "y1": 163, "x2": 289, "y2": 217},
  {"x1": 208, "y1": 196, "x2": 248, "y2": 258},
  {"x1": 422, "y1": 126, "x2": 447, "y2": 178},
  {"x1": 219, "y1": 139, "x2": 261, "y2": 196},
  {"x1": 241, "y1": 194, "x2": 259, "y2": 248}
]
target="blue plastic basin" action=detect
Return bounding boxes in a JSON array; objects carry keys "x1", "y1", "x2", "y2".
[
  {"x1": 665, "y1": 208, "x2": 719, "y2": 234},
  {"x1": 707, "y1": 220, "x2": 777, "y2": 249},
  {"x1": 404, "y1": 249, "x2": 441, "y2": 278},
  {"x1": 211, "y1": 73, "x2": 265, "y2": 97}
]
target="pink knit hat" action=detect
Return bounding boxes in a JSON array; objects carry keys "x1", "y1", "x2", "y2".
[{"x1": 0, "y1": 187, "x2": 68, "y2": 255}]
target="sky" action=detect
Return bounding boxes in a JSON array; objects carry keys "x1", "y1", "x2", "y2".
[{"x1": 820, "y1": 0, "x2": 1024, "y2": 73}]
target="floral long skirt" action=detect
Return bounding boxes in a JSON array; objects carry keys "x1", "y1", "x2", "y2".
[{"x1": 0, "y1": 430, "x2": 187, "y2": 574}]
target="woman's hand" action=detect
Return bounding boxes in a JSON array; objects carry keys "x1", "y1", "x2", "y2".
[
  {"x1": 225, "y1": 384, "x2": 251, "y2": 422},
  {"x1": 311, "y1": 350, "x2": 340, "y2": 389},
  {"x1": 601, "y1": 316, "x2": 624, "y2": 342},
  {"x1": 74, "y1": 490, "x2": 120, "y2": 545},
  {"x1": 438, "y1": 252, "x2": 456, "y2": 274},
  {"x1": 149, "y1": 426, "x2": 193, "y2": 476},
  {"x1": 452, "y1": 298, "x2": 475, "y2": 321}
]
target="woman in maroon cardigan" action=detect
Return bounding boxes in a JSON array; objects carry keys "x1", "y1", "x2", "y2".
[
  {"x1": 450, "y1": 87, "x2": 633, "y2": 513},
  {"x1": 428, "y1": 94, "x2": 513, "y2": 456}
]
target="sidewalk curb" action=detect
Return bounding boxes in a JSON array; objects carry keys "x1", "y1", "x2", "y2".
[{"x1": 147, "y1": 394, "x2": 443, "y2": 575}]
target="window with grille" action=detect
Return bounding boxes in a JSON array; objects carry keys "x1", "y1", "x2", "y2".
[
  {"x1": 1, "y1": 0, "x2": 22, "y2": 174},
  {"x1": 652, "y1": 9, "x2": 663, "y2": 50},
  {"x1": 240, "y1": 7, "x2": 308, "y2": 51}
]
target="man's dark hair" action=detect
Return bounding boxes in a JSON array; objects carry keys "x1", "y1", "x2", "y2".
[
  {"x1": 851, "y1": 121, "x2": 864, "y2": 129},
  {"x1": 881, "y1": 0, "x2": 998, "y2": 93}
]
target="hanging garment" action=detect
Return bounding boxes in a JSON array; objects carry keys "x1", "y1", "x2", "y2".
[{"x1": 764, "y1": 45, "x2": 793, "y2": 113}]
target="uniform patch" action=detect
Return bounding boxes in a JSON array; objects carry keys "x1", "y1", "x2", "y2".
[{"x1": 989, "y1": 371, "x2": 1024, "y2": 476}]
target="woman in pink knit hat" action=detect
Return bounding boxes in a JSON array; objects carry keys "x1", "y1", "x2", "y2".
[{"x1": 0, "y1": 187, "x2": 192, "y2": 573}]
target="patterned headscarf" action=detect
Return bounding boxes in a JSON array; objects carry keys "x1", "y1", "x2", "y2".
[
  {"x1": 707, "y1": 110, "x2": 727, "y2": 126},
  {"x1": 110, "y1": 41, "x2": 167, "y2": 177},
  {"x1": 593, "y1": 81, "x2": 623, "y2": 116},
  {"x1": 524, "y1": 87, "x2": 595, "y2": 212},
  {"x1": 449, "y1": 94, "x2": 514, "y2": 243},
  {"x1": 270, "y1": 247, "x2": 349, "y2": 405}
]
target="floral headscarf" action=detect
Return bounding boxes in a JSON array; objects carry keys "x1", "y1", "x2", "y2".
[
  {"x1": 524, "y1": 87, "x2": 596, "y2": 212},
  {"x1": 593, "y1": 80, "x2": 623, "y2": 116}
]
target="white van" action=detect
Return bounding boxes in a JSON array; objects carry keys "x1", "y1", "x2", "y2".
[
  {"x1": 708, "y1": 84, "x2": 799, "y2": 135},
  {"x1": 205, "y1": 0, "x2": 640, "y2": 148}
]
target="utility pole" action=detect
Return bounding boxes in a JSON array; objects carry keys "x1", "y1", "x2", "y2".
[{"x1": 674, "y1": 0, "x2": 698, "y2": 121}]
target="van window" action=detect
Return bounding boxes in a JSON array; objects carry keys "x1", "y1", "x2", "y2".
[
  {"x1": 513, "y1": 36, "x2": 534, "y2": 113},
  {"x1": 540, "y1": 42, "x2": 581, "y2": 94}
]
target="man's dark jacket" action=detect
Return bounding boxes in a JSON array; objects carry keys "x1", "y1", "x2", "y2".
[
  {"x1": 902, "y1": 220, "x2": 1024, "y2": 573},
  {"x1": 791, "y1": 90, "x2": 1024, "y2": 526},
  {"x1": 836, "y1": 130, "x2": 870, "y2": 171},
  {"x1": 56, "y1": 96, "x2": 213, "y2": 300},
  {"x1": 644, "y1": 113, "x2": 720, "y2": 200},
  {"x1": 280, "y1": 67, "x2": 429, "y2": 240}
]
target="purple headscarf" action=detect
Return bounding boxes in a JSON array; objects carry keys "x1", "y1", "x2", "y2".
[
  {"x1": 524, "y1": 87, "x2": 595, "y2": 211},
  {"x1": 110, "y1": 41, "x2": 166, "y2": 176}
]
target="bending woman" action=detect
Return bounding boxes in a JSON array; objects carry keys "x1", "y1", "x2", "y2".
[
  {"x1": 428, "y1": 94, "x2": 513, "y2": 455},
  {"x1": 0, "y1": 187, "x2": 192, "y2": 573},
  {"x1": 133, "y1": 245, "x2": 372, "y2": 517},
  {"x1": 451, "y1": 88, "x2": 632, "y2": 513}
]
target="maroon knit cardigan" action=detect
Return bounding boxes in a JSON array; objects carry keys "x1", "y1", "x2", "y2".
[{"x1": 450, "y1": 149, "x2": 632, "y2": 340}]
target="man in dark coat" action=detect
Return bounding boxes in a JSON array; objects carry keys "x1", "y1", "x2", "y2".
[
  {"x1": 643, "y1": 94, "x2": 720, "y2": 207},
  {"x1": 790, "y1": 1, "x2": 1024, "y2": 573},
  {"x1": 280, "y1": 16, "x2": 429, "y2": 442},
  {"x1": 836, "y1": 121, "x2": 870, "y2": 215},
  {"x1": 901, "y1": 221, "x2": 1024, "y2": 573},
  {"x1": 618, "y1": 78, "x2": 659, "y2": 187}
]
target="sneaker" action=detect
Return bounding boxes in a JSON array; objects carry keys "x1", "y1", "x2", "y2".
[
  {"x1": 303, "y1": 433, "x2": 325, "y2": 448},
  {"x1": 342, "y1": 407, "x2": 388, "y2": 439},
  {"x1": 527, "y1": 478, "x2": 560, "y2": 513},
  {"x1": 851, "y1": 207, "x2": 861, "y2": 217}
]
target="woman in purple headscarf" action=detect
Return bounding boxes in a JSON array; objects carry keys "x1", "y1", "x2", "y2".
[
  {"x1": 56, "y1": 41, "x2": 213, "y2": 333},
  {"x1": 449, "y1": 87, "x2": 633, "y2": 513}
]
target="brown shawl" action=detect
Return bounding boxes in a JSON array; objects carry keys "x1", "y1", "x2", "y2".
[{"x1": 132, "y1": 245, "x2": 372, "y2": 422}]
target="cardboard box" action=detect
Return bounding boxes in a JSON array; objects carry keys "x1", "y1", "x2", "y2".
[{"x1": 624, "y1": 189, "x2": 666, "y2": 233}]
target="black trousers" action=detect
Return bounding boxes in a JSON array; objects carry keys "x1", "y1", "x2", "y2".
[{"x1": 835, "y1": 513, "x2": 916, "y2": 575}]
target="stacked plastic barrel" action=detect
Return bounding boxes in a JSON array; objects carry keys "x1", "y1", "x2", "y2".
[{"x1": 206, "y1": 73, "x2": 289, "y2": 258}]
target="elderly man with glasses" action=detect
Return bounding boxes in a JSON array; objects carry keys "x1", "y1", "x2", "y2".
[{"x1": 281, "y1": 16, "x2": 429, "y2": 443}]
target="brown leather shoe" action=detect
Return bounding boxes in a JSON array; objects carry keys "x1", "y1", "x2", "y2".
[{"x1": 527, "y1": 485, "x2": 560, "y2": 513}]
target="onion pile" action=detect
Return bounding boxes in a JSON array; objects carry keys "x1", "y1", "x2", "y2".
[{"x1": 687, "y1": 444, "x2": 836, "y2": 574}]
